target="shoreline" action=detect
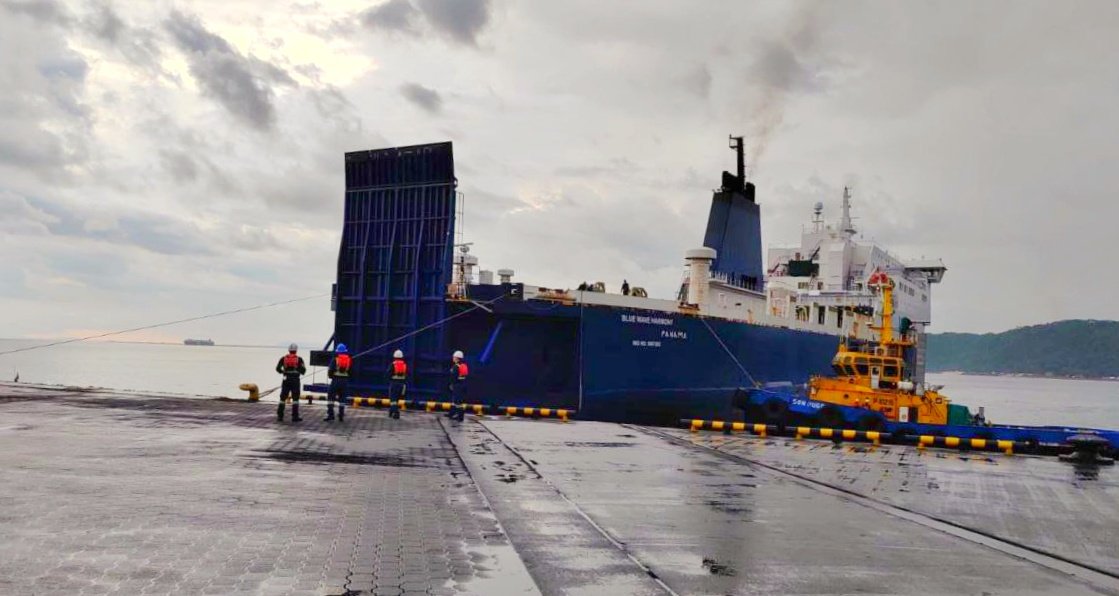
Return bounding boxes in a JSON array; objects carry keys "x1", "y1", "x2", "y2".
[{"x1": 931, "y1": 371, "x2": 1119, "y2": 383}]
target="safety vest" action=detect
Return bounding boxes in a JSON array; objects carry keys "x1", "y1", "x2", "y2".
[
  {"x1": 335, "y1": 354, "x2": 351, "y2": 377},
  {"x1": 282, "y1": 353, "x2": 300, "y2": 373},
  {"x1": 391, "y1": 359, "x2": 407, "y2": 380},
  {"x1": 456, "y1": 362, "x2": 469, "y2": 380}
]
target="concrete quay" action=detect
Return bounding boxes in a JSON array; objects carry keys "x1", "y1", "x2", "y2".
[{"x1": 1, "y1": 383, "x2": 1116, "y2": 595}]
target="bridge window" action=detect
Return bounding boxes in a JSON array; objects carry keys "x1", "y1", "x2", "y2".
[
  {"x1": 856, "y1": 363, "x2": 869, "y2": 376},
  {"x1": 884, "y1": 365, "x2": 899, "y2": 378}
]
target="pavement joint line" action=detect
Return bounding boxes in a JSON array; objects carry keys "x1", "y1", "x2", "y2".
[
  {"x1": 431, "y1": 416, "x2": 543, "y2": 596},
  {"x1": 470, "y1": 418, "x2": 681, "y2": 596},
  {"x1": 634, "y1": 424, "x2": 1119, "y2": 596}
]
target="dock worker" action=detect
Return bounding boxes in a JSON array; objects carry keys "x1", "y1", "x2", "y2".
[
  {"x1": 325, "y1": 343, "x2": 351, "y2": 422},
  {"x1": 275, "y1": 343, "x2": 305, "y2": 422},
  {"x1": 447, "y1": 350, "x2": 468, "y2": 422},
  {"x1": 621, "y1": 279, "x2": 630, "y2": 296},
  {"x1": 388, "y1": 349, "x2": 407, "y2": 419}
]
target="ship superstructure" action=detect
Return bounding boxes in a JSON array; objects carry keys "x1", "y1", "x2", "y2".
[{"x1": 314, "y1": 139, "x2": 947, "y2": 424}]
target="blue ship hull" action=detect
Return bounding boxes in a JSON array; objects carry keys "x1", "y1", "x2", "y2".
[{"x1": 439, "y1": 286, "x2": 839, "y2": 425}]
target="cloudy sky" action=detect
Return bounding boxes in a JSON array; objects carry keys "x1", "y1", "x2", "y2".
[{"x1": 1, "y1": 0, "x2": 1117, "y2": 345}]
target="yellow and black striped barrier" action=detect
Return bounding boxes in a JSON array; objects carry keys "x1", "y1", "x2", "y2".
[
  {"x1": 682, "y1": 419, "x2": 1022, "y2": 455},
  {"x1": 349, "y1": 397, "x2": 574, "y2": 422},
  {"x1": 915, "y1": 434, "x2": 1016, "y2": 455},
  {"x1": 500, "y1": 406, "x2": 572, "y2": 422},
  {"x1": 350, "y1": 397, "x2": 405, "y2": 409}
]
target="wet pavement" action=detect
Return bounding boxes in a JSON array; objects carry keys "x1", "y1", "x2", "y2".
[
  {"x1": 0, "y1": 384, "x2": 537, "y2": 596},
  {"x1": 657, "y1": 428, "x2": 1119, "y2": 577},
  {"x1": 1, "y1": 383, "x2": 1117, "y2": 595}
]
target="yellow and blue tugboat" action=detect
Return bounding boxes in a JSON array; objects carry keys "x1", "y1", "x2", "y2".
[
  {"x1": 744, "y1": 271, "x2": 1118, "y2": 458},
  {"x1": 805, "y1": 270, "x2": 964, "y2": 430}
]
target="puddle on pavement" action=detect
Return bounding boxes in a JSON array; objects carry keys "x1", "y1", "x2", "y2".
[
  {"x1": 250, "y1": 449, "x2": 434, "y2": 468},
  {"x1": 701, "y1": 556, "x2": 736, "y2": 576},
  {"x1": 562, "y1": 441, "x2": 637, "y2": 448}
]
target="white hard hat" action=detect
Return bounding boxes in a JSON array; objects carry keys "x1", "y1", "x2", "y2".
[
  {"x1": 393, "y1": 349, "x2": 404, "y2": 359},
  {"x1": 288, "y1": 343, "x2": 298, "y2": 352},
  {"x1": 453, "y1": 350, "x2": 464, "y2": 359}
]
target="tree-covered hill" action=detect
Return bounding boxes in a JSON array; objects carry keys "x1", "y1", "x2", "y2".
[{"x1": 927, "y1": 320, "x2": 1119, "y2": 378}]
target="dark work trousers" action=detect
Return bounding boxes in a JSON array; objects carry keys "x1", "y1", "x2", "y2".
[
  {"x1": 448, "y1": 382, "x2": 466, "y2": 421},
  {"x1": 277, "y1": 377, "x2": 301, "y2": 421},
  {"x1": 326, "y1": 377, "x2": 349, "y2": 421},
  {"x1": 389, "y1": 381, "x2": 405, "y2": 418}
]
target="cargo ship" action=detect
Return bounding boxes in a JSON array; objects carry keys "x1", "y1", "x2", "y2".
[
  {"x1": 183, "y1": 339, "x2": 215, "y2": 346},
  {"x1": 308, "y1": 138, "x2": 947, "y2": 425}
]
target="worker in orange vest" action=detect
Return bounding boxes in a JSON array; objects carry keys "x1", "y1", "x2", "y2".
[
  {"x1": 275, "y1": 343, "x2": 305, "y2": 422},
  {"x1": 325, "y1": 343, "x2": 351, "y2": 422},
  {"x1": 447, "y1": 350, "x2": 468, "y2": 422},
  {"x1": 387, "y1": 349, "x2": 406, "y2": 419}
]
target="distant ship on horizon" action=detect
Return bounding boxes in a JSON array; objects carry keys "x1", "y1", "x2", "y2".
[{"x1": 183, "y1": 339, "x2": 215, "y2": 346}]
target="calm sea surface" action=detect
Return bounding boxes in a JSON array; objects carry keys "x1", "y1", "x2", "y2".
[
  {"x1": 0, "y1": 339, "x2": 335, "y2": 399},
  {"x1": 1, "y1": 340, "x2": 1116, "y2": 429}
]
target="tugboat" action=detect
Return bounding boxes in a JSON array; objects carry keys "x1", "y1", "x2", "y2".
[
  {"x1": 743, "y1": 272, "x2": 1119, "y2": 456},
  {"x1": 803, "y1": 270, "x2": 977, "y2": 431}
]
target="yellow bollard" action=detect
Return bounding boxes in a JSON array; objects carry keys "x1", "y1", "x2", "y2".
[
  {"x1": 559, "y1": 409, "x2": 569, "y2": 423},
  {"x1": 866, "y1": 431, "x2": 880, "y2": 446},
  {"x1": 690, "y1": 419, "x2": 703, "y2": 432},
  {"x1": 998, "y1": 440, "x2": 1014, "y2": 455},
  {"x1": 239, "y1": 383, "x2": 260, "y2": 402}
]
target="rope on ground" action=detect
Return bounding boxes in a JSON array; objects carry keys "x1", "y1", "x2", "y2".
[
  {"x1": 699, "y1": 317, "x2": 760, "y2": 387},
  {"x1": 0, "y1": 293, "x2": 330, "y2": 358}
]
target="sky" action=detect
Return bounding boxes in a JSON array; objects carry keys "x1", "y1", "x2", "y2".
[{"x1": 1, "y1": 0, "x2": 1118, "y2": 345}]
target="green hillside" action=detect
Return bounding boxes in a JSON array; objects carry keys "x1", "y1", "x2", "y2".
[{"x1": 927, "y1": 320, "x2": 1119, "y2": 378}]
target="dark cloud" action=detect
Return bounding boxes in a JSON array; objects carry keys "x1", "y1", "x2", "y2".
[
  {"x1": 0, "y1": 0, "x2": 71, "y2": 25},
  {"x1": 164, "y1": 10, "x2": 296, "y2": 131},
  {"x1": 415, "y1": 0, "x2": 492, "y2": 45},
  {"x1": 85, "y1": 4, "x2": 163, "y2": 70},
  {"x1": 360, "y1": 0, "x2": 420, "y2": 34},
  {"x1": 0, "y1": 8, "x2": 90, "y2": 175},
  {"x1": 88, "y1": 3, "x2": 124, "y2": 41},
  {"x1": 357, "y1": 0, "x2": 491, "y2": 45},
  {"x1": 21, "y1": 195, "x2": 213, "y2": 257},
  {"x1": 400, "y1": 82, "x2": 443, "y2": 113}
]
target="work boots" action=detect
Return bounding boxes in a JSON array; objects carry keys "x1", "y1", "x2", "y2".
[
  {"x1": 291, "y1": 403, "x2": 302, "y2": 422},
  {"x1": 277, "y1": 402, "x2": 285, "y2": 422}
]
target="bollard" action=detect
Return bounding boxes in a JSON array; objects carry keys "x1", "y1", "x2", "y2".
[{"x1": 239, "y1": 383, "x2": 260, "y2": 402}]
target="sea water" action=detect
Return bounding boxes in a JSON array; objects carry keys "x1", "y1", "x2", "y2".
[{"x1": 1, "y1": 339, "x2": 1116, "y2": 429}]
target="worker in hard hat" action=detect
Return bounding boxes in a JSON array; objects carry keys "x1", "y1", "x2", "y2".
[
  {"x1": 447, "y1": 350, "x2": 469, "y2": 422},
  {"x1": 325, "y1": 343, "x2": 351, "y2": 422},
  {"x1": 275, "y1": 343, "x2": 306, "y2": 422},
  {"x1": 387, "y1": 349, "x2": 407, "y2": 419}
]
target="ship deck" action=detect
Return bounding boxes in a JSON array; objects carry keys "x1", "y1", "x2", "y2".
[{"x1": 2, "y1": 383, "x2": 1117, "y2": 595}]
